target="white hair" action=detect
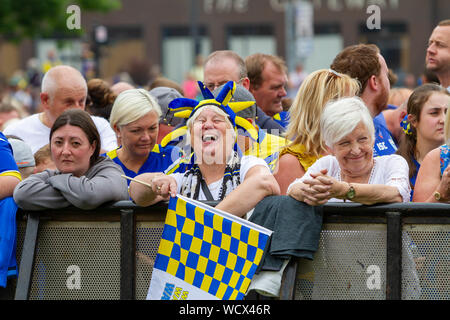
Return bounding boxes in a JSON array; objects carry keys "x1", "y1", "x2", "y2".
[
  {"x1": 321, "y1": 97, "x2": 374, "y2": 147},
  {"x1": 109, "y1": 88, "x2": 162, "y2": 128}
]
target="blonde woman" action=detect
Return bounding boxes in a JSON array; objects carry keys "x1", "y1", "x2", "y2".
[
  {"x1": 105, "y1": 89, "x2": 183, "y2": 183},
  {"x1": 274, "y1": 69, "x2": 360, "y2": 194}
]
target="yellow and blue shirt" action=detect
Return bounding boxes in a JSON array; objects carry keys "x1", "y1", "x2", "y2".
[
  {"x1": 0, "y1": 132, "x2": 21, "y2": 287},
  {"x1": 273, "y1": 111, "x2": 289, "y2": 129},
  {"x1": 0, "y1": 132, "x2": 21, "y2": 182},
  {"x1": 373, "y1": 111, "x2": 398, "y2": 157},
  {"x1": 243, "y1": 128, "x2": 287, "y2": 172},
  {"x1": 103, "y1": 144, "x2": 185, "y2": 184}
]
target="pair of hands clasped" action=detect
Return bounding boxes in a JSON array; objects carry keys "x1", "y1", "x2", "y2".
[{"x1": 292, "y1": 169, "x2": 348, "y2": 206}]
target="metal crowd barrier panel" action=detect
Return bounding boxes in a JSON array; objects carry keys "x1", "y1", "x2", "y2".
[{"x1": 10, "y1": 201, "x2": 450, "y2": 300}]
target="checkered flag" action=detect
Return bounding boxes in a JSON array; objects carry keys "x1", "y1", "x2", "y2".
[{"x1": 147, "y1": 195, "x2": 272, "y2": 300}]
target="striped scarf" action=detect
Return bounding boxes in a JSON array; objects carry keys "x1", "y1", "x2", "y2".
[{"x1": 180, "y1": 152, "x2": 241, "y2": 201}]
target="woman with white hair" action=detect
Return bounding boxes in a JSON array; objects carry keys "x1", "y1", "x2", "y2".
[
  {"x1": 128, "y1": 82, "x2": 280, "y2": 217},
  {"x1": 105, "y1": 88, "x2": 183, "y2": 183},
  {"x1": 288, "y1": 97, "x2": 411, "y2": 205}
]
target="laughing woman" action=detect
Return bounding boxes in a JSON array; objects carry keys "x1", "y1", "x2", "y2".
[
  {"x1": 128, "y1": 82, "x2": 280, "y2": 217},
  {"x1": 287, "y1": 97, "x2": 411, "y2": 205},
  {"x1": 13, "y1": 109, "x2": 129, "y2": 210}
]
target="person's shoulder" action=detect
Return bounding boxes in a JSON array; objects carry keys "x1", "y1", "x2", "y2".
[
  {"x1": 376, "y1": 154, "x2": 409, "y2": 168},
  {"x1": 102, "y1": 148, "x2": 119, "y2": 160},
  {"x1": 3, "y1": 114, "x2": 40, "y2": 132},
  {"x1": 241, "y1": 154, "x2": 265, "y2": 163},
  {"x1": 0, "y1": 132, "x2": 9, "y2": 145},
  {"x1": 240, "y1": 155, "x2": 270, "y2": 172},
  {"x1": 426, "y1": 145, "x2": 445, "y2": 163},
  {"x1": 279, "y1": 151, "x2": 300, "y2": 165},
  {"x1": 307, "y1": 154, "x2": 339, "y2": 173},
  {"x1": 316, "y1": 154, "x2": 336, "y2": 164},
  {"x1": 379, "y1": 153, "x2": 405, "y2": 161},
  {"x1": 155, "y1": 143, "x2": 181, "y2": 154},
  {"x1": 0, "y1": 132, "x2": 14, "y2": 157},
  {"x1": 90, "y1": 156, "x2": 123, "y2": 174},
  {"x1": 90, "y1": 115, "x2": 112, "y2": 128},
  {"x1": 373, "y1": 112, "x2": 385, "y2": 125}
]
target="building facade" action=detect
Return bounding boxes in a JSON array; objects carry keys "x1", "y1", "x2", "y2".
[{"x1": 1, "y1": 0, "x2": 449, "y2": 87}]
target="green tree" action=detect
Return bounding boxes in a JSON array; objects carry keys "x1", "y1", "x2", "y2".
[{"x1": 0, "y1": 0, "x2": 121, "y2": 41}]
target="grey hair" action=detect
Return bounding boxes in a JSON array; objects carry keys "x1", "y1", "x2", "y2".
[
  {"x1": 41, "y1": 65, "x2": 86, "y2": 99},
  {"x1": 109, "y1": 88, "x2": 162, "y2": 128},
  {"x1": 321, "y1": 97, "x2": 374, "y2": 147},
  {"x1": 204, "y1": 50, "x2": 248, "y2": 80}
]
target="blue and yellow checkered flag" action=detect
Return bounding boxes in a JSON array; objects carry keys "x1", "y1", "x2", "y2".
[{"x1": 147, "y1": 195, "x2": 272, "y2": 300}]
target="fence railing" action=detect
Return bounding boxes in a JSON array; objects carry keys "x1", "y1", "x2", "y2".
[{"x1": 11, "y1": 201, "x2": 450, "y2": 300}]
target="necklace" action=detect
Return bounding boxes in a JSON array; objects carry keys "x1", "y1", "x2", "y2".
[{"x1": 338, "y1": 158, "x2": 376, "y2": 184}]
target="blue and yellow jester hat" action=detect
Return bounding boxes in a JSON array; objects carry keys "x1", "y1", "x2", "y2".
[{"x1": 160, "y1": 81, "x2": 258, "y2": 149}]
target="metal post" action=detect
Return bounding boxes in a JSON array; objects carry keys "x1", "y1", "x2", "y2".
[
  {"x1": 14, "y1": 213, "x2": 40, "y2": 300},
  {"x1": 285, "y1": 0, "x2": 296, "y2": 72},
  {"x1": 386, "y1": 211, "x2": 402, "y2": 300},
  {"x1": 190, "y1": 0, "x2": 201, "y2": 61},
  {"x1": 120, "y1": 209, "x2": 136, "y2": 300},
  {"x1": 279, "y1": 259, "x2": 299, "y2": 300}
]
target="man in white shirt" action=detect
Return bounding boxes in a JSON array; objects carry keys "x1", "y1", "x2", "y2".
[
  {"x1": 3, "y1": 65, "x2": 117, "y2": 154},
  {"x1": 426, "y1": 19, "x2": 450, "y2": 92}
]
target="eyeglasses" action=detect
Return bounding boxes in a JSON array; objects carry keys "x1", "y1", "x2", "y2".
[{"x1": 204, "y1": 78, "x2": 246, "y2": 92}]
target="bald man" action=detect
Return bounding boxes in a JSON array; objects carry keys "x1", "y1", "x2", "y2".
[
  {"x1": 4, "y1": 65, "x2": 117, "y2": 153},
  {"x1": 203, "y1": 50, "x2": 285, "y2": 135}
]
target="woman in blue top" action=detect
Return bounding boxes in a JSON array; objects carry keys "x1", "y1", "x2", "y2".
[
  {"x1": 396, "y1": 84, "x2": 450, "y2": 200},
  {"x1": 106, "y1": 89, "x2": 184, "y2": 183}
]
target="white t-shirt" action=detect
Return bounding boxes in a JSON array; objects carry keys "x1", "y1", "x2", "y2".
[
  {"x1": 170, "y1": 155, "x2": 269, "y2": 201},
  {"x1": 3, "y1": 113, "x2": 117, "y2": 154},
  {"x1": 287, "y1": 154, "x2": 411, "y2": 203}
]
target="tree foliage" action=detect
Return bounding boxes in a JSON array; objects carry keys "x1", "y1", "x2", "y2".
[{"x1": 0, "y1": 0, "x2": 121, "y2": 41}]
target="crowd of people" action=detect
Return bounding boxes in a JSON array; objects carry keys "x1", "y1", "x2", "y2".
[{"x1": 0, "y1": 19, "x2": 449, "y2": 298}]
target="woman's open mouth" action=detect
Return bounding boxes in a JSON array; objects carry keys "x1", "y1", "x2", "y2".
[{"x1": 202, "y1": 134, "x2": 218, "y2": 143}]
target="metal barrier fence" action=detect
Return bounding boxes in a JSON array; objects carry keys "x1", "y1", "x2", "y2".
[{"x1": 11, "y1": 201, "x2": 450, "y2": 300}]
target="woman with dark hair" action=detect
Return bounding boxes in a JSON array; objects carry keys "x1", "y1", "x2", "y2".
[
  {"x1": 412, "y1": 86, "x2": 450, "y2": 202},
  {"x1": 13, "y1": 109, "x2": 129, "y2": 210},
  {"x1": 396, "y1": 84, "x2": 450, "y2": 199}
]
